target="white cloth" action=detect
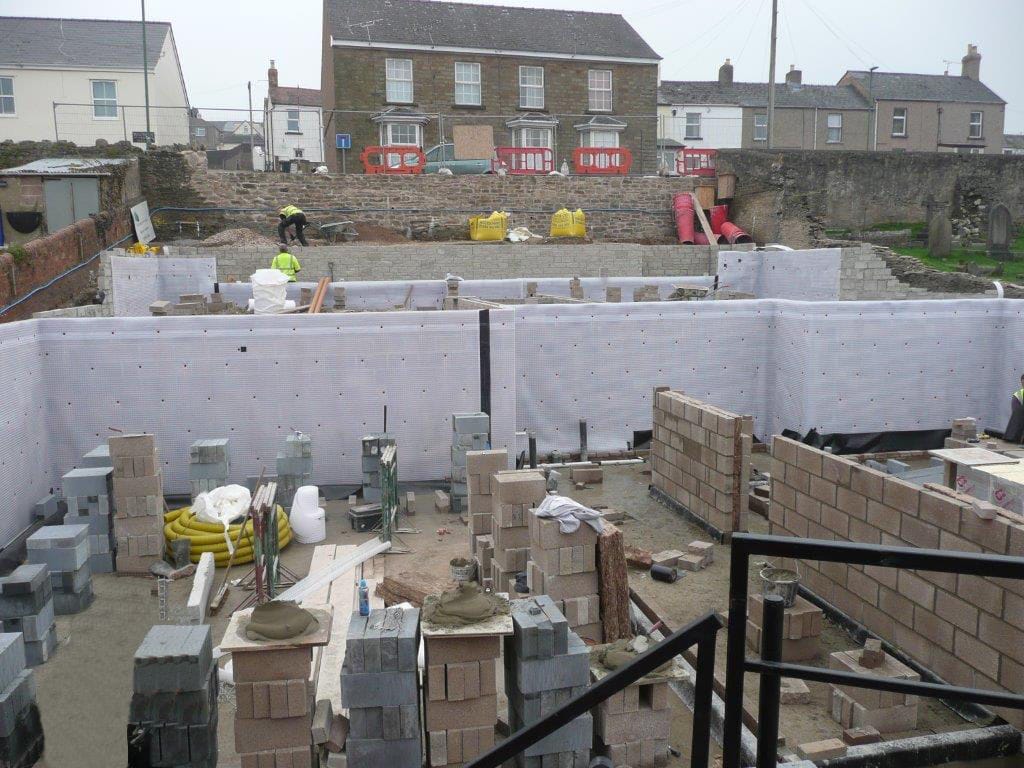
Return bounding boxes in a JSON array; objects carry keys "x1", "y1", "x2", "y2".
[{"x1": 535, "y1": 494, "x2": 605, "y2": 535}]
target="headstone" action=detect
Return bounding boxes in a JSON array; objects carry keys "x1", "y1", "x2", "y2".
[
  {"x1": 988, "y1": 203, "x2": 1012, "y2": 261},
  {"x1": 927, "y1": 214, "x2": 952, "y2": 258}
]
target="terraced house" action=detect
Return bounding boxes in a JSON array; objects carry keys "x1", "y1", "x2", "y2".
[{"x1": 321, "y1": 0, "x2": 661, "y2": 173}]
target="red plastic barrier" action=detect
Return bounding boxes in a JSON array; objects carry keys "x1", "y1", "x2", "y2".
[
  {"x1": 361, "y1": 146, "x2": 425, "y2": 174},
  {"x1": 710, "y1": 204, "x2": 729, "y2": 234},
  {"x1": 721, "y1": 221, "x2": 754, "y2": 244},
  {"x1": 675, "y1": 149, "x2": 717, "y2": 177},
  {"x1": 572, "y1": 147, "x2": 633, "y2": 175},
  {"x1": 495, "y1": 147, "x2": 553, "y2": 175},
  {"x1": 672, "y1": 193, "x2": 695, "y2": 244}
]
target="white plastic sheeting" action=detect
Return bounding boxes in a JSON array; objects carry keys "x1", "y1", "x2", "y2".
[
  {"x1": 717, "y1": 249, "x2": 841, "y2": 300},
  {"x1": 111, "y1": 256, "x2": 217, "y2": 316}
]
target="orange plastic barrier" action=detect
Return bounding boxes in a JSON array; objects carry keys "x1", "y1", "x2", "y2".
[
  {"x1": 675, "y1": 148, "x2": 717, "y2": 177},
  {"x1": 494, "y1": 147, "x2": 553, "y2": 175},
  {"x1": 360, "y1": 145, "x2": 426, "y2": 174},
  {"x1": 572, "y1": 147, "x2": 633, "y2": 175}
]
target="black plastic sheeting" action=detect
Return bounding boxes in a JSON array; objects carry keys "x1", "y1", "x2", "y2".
[{"x1": 782, "y1": 428, "x2": 953, "y2": 455}]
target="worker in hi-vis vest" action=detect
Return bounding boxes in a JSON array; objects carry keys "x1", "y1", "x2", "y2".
[
  {"x1": 278, "y1": 204, "x2": 309, "y2": 246},
  {"x1": 271, "y1": 245, "x2": 301, "y2": 282},
  {"x1": 1005, "y1": 374, "x2": 1024, "y2": 443}
]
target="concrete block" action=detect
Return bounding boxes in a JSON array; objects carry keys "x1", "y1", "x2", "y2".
[
  {"x1": 347, "y1": 737, "x2": 422, "y2": 768},
  {"x1": 1, "y1": 601, "x2": 54, "y2": 643},
  {"x1": 0, "y1": 671, "x2": 37, "y2": 739},
  {"x1": 350, "y1": 706, "x2": 384, "y2": 739},
  {"x1": 233, "y1": 714, "x2": 310, "y2": 753},
  {"x1": 61, "y1": 467, "x2": 113, "y2": 498},
  {"x1": 23, "y1": 628, "x2": 56, "y2": 667},
  {"x1": 30, "y1": 541, "x2": 90, "y2": 575},
  {"x1": 187, "y1": 552, "x2": 216, "y2": 625},
  {"x1": 509, "y1": 634, "x2": 589, "y2": 694},
  {"x1": 82, "y1": 444, "x2": 112, "y2": 468},
  {"x1": 0, "y1": 565, "x2": 49, "y2": 600},
  {"x1": 529, "y1": 515, "x2": 598, "y2": 551},
  {"x1": 26, "y1": 523, "x2": 89, "y2": 550},
  {"x1": 494, "y1": 472, "x2": 546, "y2": 506},
  {"x1": 424, "y1": 694, "x2": 497, "y2": 731},
  {"x1": 32, "y1": 495, "x2": 58, "y2": 522},
  {"x1": 797, "y1": 739, "x2": 847, "y2": 761},
  {"x1": 340, "y1": 668, "x2": 418, "y2": 709},
  {"x1": 0, "y1": 636, "x2": 25, "y2": 693},
  {"x1": 53, "y1": 581, "x2": 94, "y2": 615},
  {"x1": 453, "y1": 412, "x2": 490, "y2": 435},
  {"x1": 133, "y1": 625, "x2": 213, "y2": 694},
  {"x1": 233, "y1": 646, "x2": 311, "y2": 683}
]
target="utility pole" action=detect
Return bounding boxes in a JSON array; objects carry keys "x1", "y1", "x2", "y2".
[
  {"x1": 141, "y1": 0, "x2": 152, "y2": 146},
  {"x1": 248, "y1": 81, "x2": 255, "y2": 169},
  {"x1": 766, "y1": 0, "x2": 778, "y2": 149}
]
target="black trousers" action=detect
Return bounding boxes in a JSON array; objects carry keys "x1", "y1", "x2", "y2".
[
  {"x1": 1006, "y1": 397, "x2": 1024, "y2": 443},
  {"x1": 278, "y1": 213, "x2": 308, "y2": 246}
]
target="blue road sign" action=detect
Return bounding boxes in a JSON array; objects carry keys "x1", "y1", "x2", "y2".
[{"x1": 336, "y1": 133, "x2": 352, "y2": 150}]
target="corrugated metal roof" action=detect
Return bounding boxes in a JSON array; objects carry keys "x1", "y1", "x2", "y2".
[
  {"x1": 658, "y1": 81, "x2": 871, "y2": 110},
  {"x1": 0, "y1": 158, "x2": 128, "y2": 176},
  {"x1": 844, "y1": 70, "x2": 1004, "y2": 104},
  {"x1": 328, "y1": 0, "x2": 660, "y2": 60},
  {"x1": 0, "y1": 17, "x2": 170, "y2": 70}
]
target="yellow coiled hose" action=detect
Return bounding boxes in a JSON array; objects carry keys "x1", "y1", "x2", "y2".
[{"x1": 163, "y1": 506, "x2": 293, "y2": 566}]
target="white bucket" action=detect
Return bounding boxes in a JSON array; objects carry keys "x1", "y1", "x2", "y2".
[
  {"x1": 290, "y1": 485, "x2": 326, "y2": 544},
  {"x1": 251, "y1": 268, "x2": 290, "y2": 314}
]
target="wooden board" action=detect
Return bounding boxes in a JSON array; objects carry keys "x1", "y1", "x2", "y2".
[
  {"x1": 220, "y1": 605, "x2": 333, "y2": 653},
  {"x1": 314, "y1": 545, "x2": 358, "y2": 716},
  {"x1": 421, "y1": 593, "x2": 513, "y2": 638},
  {"x1": 927, "y1": 448, "x2": 1017, "y2": 467},
  {"x1": 453, "y1": 124, "x2": 495, "y2": 160},
  {"x1": 690, "y1": 192, "x2": 715, "y2": 243},
  {"x1": 306, "y1": 545, "x2": 337, "y2": 685}
]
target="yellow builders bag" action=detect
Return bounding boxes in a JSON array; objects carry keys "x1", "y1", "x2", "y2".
[
  {"x1": 550, "y1": 208, "x2": 587, "y2": 238},
  {"x1": 469, "y1": 211, "x2": 509, "y2": 241}
]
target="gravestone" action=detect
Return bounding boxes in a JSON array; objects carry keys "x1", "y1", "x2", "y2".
[
  {"x1": 988, "y1": 203, "x2": 1012, "y2": 261},
  {"x1": 928, "y1": 213, "x2": 952, "y2": 258}
]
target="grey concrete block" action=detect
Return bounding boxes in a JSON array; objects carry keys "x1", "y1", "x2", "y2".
[
  {"x1": 50, "y1": 561, "x2": 91, "y2": 594},
  {"x1": 399, "y1": 703, "x2": 419, "y2": 739},
  {"x1": 23, "y1": 628, "x2": 56, "y2": 668},
  {"x1": 90, "y1": 552, "x2": 116, "y2": 574},
  {"x1": 0, "y1": 586, "x2": 52, "y2": 622},
  {"x1": 82, "y1": 444, "x2": 112, "y2": 468},
  {"x1": 382, "y1": 705, "x2": 402, "y2": 740},
  {"x1": 130, "y1": 667, "x2": 217, "y2": 725},
  {"x1": 453, "y1": 412, "x2": 490, "y2": 435},
  {"x1": 1, "y1": 601, "x2": 54, "y2": 642},
  {"x1": 510, "y1": 634, "x2": 589, "y2": 694},
  {"x1": 510, "y1": 707, "x2": 592, "y2": 757},
  {"x1": 53, "y1": 581, "x2": 94, "y2": 615},
  {"x1": 30, "y1": 542, "x2": 90, "y2": 575},
  {"x1": 0, "y1": 565, "x2": 48, "y2": 599},
  {"x1": 347, "y1": 614, "x2": 368, "y2": 673},
  {"x1": 133, "y1": 625, "x2": 213, "y2": 694},
  {"x1": 188, "y1": 461, "x2": 229, "y2": 480},
  {"x1": 349, "y1": 706, "x2": 384, "y2": 739},
  {"x1": 346, "y1": 736, "x2": 421, "y2": 767},
  {"x1": 32, "y1": 495, "x2": 58, "y2": 522},
  {"x1": 26, "y1": 524, "x2": 89, "y2": 550},
  {"x1": 0, "y1": 636, "x2": 25, "y2": 692},
  {"x1": 63, "y1": 511, "x2": 111, "y2": 536},
  {"x1": 61, "y1": 467, "x2": 112, "y2": 498},
  {"x1": 340, "y1": 669, "x2": 418, "y2": 709},
  {"x1": 397, "y1": 608, "x2": 418, "y2": 673},
  {"x1": 0, "y1": 670, "x2": 36, "y2": 738},
  {"x1": 511, "y1": 596, "x2": 568, "y2": 660}
]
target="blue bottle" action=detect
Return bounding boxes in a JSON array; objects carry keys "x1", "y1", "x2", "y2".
[{"x1": 358, "y1": 578, "x2": 370, "y2": 616}]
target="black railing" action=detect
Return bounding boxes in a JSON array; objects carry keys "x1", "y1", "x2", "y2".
[
  {"x1": 464, "y1": 611, "x2": 724, "y2": 768},
  {"x1": 723, "y1": 533, "x2": 1024, "y2": 768}
]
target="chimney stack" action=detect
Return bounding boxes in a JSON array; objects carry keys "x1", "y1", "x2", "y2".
[
  {"x1": 961, "y1": 43, "x2": 981, "y2": 81},
  {"x1": 719, "y1": 58, "x2": 734, "y2": 85},
  {"x1": 268, "y1": 59, "x2": 279, "y2": 89},
  {"x1": 785, "y1": 65, "x2": 802, "y2": 86}
]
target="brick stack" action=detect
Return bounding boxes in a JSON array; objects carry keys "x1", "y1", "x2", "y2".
[
  {"x1": 342, "y1": 607, "x2": 421, "y2": 767},
  {"x1": 592, "y1": 668, "x2": 672, "y2": 768},
  {"x1": 451, "y1": 413, "x2": 490, "y2": 516},
  {"x1": 130, "y1": 625, "x2": 218, "y2": 768},
  {"x1": 650, "y1": 390, "x2": 753, "y2": 536},
  {"x1": 505, "y1": 597, "x2": 591, "y2": 768},
  {"x1": 0, "y1": 566, "x2": 55, "y2": 667},
  {"x1": 492, "y1": 471, "x2": 546, "y2": 595},
  {"x1": 189, "y1": 439, "x2": 230, "y2": 501},
  {"x1": 0, "y1": 634, "x2": 44, "y2": 768},
  {"x1": 745, "y1": 593, "x2": 823, "y2": 662},
  {"x1": 361, "y1": 434, "x2": 394, "y2": 504},
  {"x1": 425, "y1": 632, "x2": 501, "y2": 768},
  {"x1": 527, "y1": 511, "x2": 602, "y2": 643},
  {"x1": 26, "y1": 524, "x2": 93, "y2": 617},
  {"x1": 109, "y1": 433, "x2": 165, "y2": 575},
  {"x1": 466, "y1": 449, "x2": 508, "y2": 581},
  {"x1": 950, "y1": 417, "x2": 978, "y2": 443},
  {"x1": 276, "y1": 432, "x2": 312, "y2": 508},
  {"x1": 61, "y1": 465, "x2": 116, "y2": 573},
  {"x1": 828, "y1": 642, "x2": 919, "y2": 733}
]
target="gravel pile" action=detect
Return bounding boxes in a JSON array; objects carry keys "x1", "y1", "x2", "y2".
[{"x1": 201, "y1": 228, "x2": 278, "y2": 247}]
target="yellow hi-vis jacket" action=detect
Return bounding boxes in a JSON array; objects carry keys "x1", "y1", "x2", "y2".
[
  {"x1": 1015, "y1": 388, "x2": 1024, "y2": 404},
  {"x1": 279, "y1": 205, "x2": 303, "y2": 219},
  {"x1": 271, "y1": 251, "x2": 301, "y2": 281}
]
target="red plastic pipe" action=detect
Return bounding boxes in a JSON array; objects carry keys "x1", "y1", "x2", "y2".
[
  {"x1": 693, "y1": 233, "x2": 710, "y2": 245},
  {"x1": 710, "y1": 204, "x2": 729, "y2": 234},
  {"x1": 672, "y1": 193, "x2": 695, "y2": 245},
  {"x1": 720, "y1": 221, "x2": 754, "y2": 244}
]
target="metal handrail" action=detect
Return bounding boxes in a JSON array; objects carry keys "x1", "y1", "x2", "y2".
[
  {"x1": 464, "y1": 611, "x2": 724, "y2": 768},
  {"x1": 722, "y1": 533, "x2": 1024, "y2": 768}
]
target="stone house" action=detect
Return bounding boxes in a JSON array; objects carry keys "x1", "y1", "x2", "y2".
[
  {"x1": 188, "y1": 110, "x2": 222, "y2": 150},
  {"x1": 839, "y1": 44, "x2": 1006, "y2": 154},
  {"x1": 321, "y1": 0, "x2": 661, "y2": 173},
  {"x1": 263, "y1": 61, "x2": 325, "y2": 170}
]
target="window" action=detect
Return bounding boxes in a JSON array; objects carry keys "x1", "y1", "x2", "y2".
[
  {"x1": 753, "y1": 114, "x2": 767, "y2": 141},
  {"x1": 519, "y1": 66, "x2": 544, "y2": 109},
  {"x1": 684, "y1": 112, "x2": 701, "y2": 140},
  {"x1": 584, "y1": 130, "x2": 619, "y2": 148},
  {"x1": 454, "y1": 62, "x2": 481, "y2": 106},
  {"x1": 385, "y1": 122, "x2": 421, "y2": 146},
  {"x1": 286, "y1": 110, "x2": 301, "y2": 133},
  {"x1": 385, "y1": 58, "x2": 413, "y2": 103},
  {"x1": 519, "y1": 127, "x2": 551, "y2": 148},
  {"x1": 826, "y1": 113, "x2": 842, "y2": 143},
  {"x1": 588, "y1": 70, "x2": 612, "y2": 111},
  {"x1": 0, "y1": 77, "x2": 13, "y2": 115},
  {"x1": 92, "y1": 80, "x2": 117, "y2": 119},
  {"x1": 892, "y1": 107, "x2": 907, "y2": 137},
  {"x1": 969, "y1": 111, "x2": 983, "y2": 139},
  {"x1": 968, "y1": 147, "x2": 983, "y2": 155},
  {"x1": 194, "y1": 126, "x2": 206, "y2": 137}
]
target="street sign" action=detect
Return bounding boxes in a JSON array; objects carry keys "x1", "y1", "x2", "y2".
[
  {"x1": 132, "y1": 131, "x2": 156, "y2": 144},
  {"x1": 336, "y1": 133, "x2": 352, "y2": 150}
]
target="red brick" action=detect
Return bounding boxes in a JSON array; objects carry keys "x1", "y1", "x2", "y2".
[
  {"x1": 878, "y1": 586, "x2": 914, "y2": 621},
  {"x1": 861, "y1": 605, "x2": 895, "y2": 642},
  {"x1": 233, "y1": 648, "x2": 312, "y2": 683},
  {"x1": 892, "y1": 622, "x2": 932, "y2": 666},
  {"x1": 931, "y1": 647, "x2": 974, "y2": 688},
  {"x1": 939, "y1": 529, "x2": 982, "y2": 553},
  {"x1": 864, "y1": 564, "x2": 898, "y2": 590},
  {"x1": 920, "y1": 569, "x2": 957, "y2": 592},
  {"x1": 846, "y1": 568, "x2": 879, "y2": 606}
]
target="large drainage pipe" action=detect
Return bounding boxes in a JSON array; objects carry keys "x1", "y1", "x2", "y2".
[
  {"x1": 720, "y1": 221, "x2": 754, "y2": 244},
  {"x1": 672, "y1": 193, "x2": 695, "y2": 244},
  {"x1": 710, "y1": 204, "x2": 729, "y2": 234}
]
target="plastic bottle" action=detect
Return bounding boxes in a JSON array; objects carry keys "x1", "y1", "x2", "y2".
[{"x1": 358, "y1": 578, "x2": 370, "y2": 616}]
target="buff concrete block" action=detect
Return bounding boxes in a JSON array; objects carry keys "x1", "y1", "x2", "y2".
[
  {"x1": 797, "y1": 739, "x2": 847, "y2": 761},
  {"x1": 494, "y1": 472, "x2": 546, "y2": 506}
]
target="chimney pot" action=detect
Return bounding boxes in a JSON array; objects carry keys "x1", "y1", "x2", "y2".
[
  {"x1": 961, "y1": 43, "x2": 981, "y2": 81},
  {"x1": 785, "y1": 66, "x2": 802, "y2": 86}
]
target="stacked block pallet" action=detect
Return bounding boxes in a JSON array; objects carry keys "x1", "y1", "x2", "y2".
[
  {"x1": 109, "y1": 434, "x2": 165, "y2": 575},
  {"x1": 492, "y1": 471, "x2": 546, "y2": 595},
  {"x1": 129, "y1": 625, "x2": 218, "y2": 768},
  {"x1": 26, "y1": 524, "x2": 93, "y2": 619},
  {"x1": 277, "y1": 433, "x2": 312, "y2": 508},
  {"x1": 828, "y1": 645, "x2": 919, "y2": 733},
  {"x1": 0, "y1": 566, "x2": 55, "y2": 668},
  {"x1": 0, "y1": 634, "x2": 44, "y2": 767},
  {"x1": 745, "y1": 593, "x2": 823, "y2": 662},
  {"x1": 506, "y1": 597, "x2": 591, "y2": 768},
  {"x1": 361, "y1": 434, "x2": 394, "y2": 504},
  {"x1": 341, "y1": 607, "x2": 421, "y2": 767},
  {"x1": 189, "y1": 439, "x2": 230, "y2": 501},
  {"x1": 467, "y1": 449, "x2": 509, "y2": 582},
  {"x1": 61, "y1": 465, "x2": 116, "y2": 573},
  {"x1": 591, "y1": 664, "x2": 672, "y2": 768},
  {"x1": 451, "y1": 413, "x2": 490, "y2": 516},
  {"x1": 527, "y1": 511, "x2": 602, "y2": 643},
  {"x1": 651, "y1": 390, "x2": 752, "y2": 536}
]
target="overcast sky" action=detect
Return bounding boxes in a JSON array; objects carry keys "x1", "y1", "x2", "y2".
[{"x1": 7, "y1": 0, "x2": 1023, "y2": 132}]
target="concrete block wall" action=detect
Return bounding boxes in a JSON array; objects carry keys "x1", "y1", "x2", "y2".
[
  {"x1": 837, "y1": 244, "x2": 1000, "y2": 301},
  {"x1": 650, "y1": 390, "x2": 752, "y2": 537},
  {"x1": 768, "y1": 435, "x2": 1024, "y2": 727}
]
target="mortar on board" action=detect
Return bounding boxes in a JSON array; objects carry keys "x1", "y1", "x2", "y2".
[{"x1": 757, "y1": 562, "x2": 800, "y2": 608}]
